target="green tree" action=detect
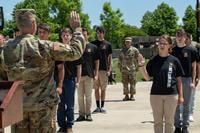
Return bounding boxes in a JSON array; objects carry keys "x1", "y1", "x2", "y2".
[
  {"x1": 100, "y1": 2, "x2": 124, "y2": 48},
  {"x1": 141, "y1": 2, "x2": 179, "y2": 36},
  {"x1": 122, "y1": 24, "x2": 147, "y2": 37},
  {"x1": 183, "y1": 5, "x2": 196, "y2": 40},
  {"x1": 140, "y1": 11, "x2": 154, "y2": 35},
  {"x1": 7, "y1": 0, "x2": 91, "y2": 41},
  {"x1": 100, "y1": 2, "x2": 146, "y2": 48},
  {"x1": 0, "y1": 19, "x2": 16, "y2": 37}
]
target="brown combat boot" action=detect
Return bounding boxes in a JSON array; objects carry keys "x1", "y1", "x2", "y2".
[
  {"x1": 123, "y1": 95, "x2": 129, "y2": 101},
  {"x1": 66, "y1": 128, "x2": 73, "y2": 133}
]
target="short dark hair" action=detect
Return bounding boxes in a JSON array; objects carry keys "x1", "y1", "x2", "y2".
[
  {"x1": 38, "y1": 23, "x2": 51, "y2": 33},
  {"x1": 60, "y1": 28, "x2": 72, "y2": 35},
  {"x1": 176, "y1": 29, "x2": 186, "y2": 37},
  {"x1": 82, "y1": 27, "x2": 89, "y2": 34},
  {"x1": 186, "y1": 33, "x2": 192, "y2": 40},
  {"x1": 82, "y1": 27, "x2": 87, "y2": 32},
  {"x1": 96, "y1": 26, "x2": 105, "y2": 33}
]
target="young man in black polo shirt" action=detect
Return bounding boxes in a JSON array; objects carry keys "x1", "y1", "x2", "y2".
[
  {"x1": 91, "y1": 26, "x2": 112, "y2": 113},
  {"x1": 172, "y1": 29, "x2": 198, "y2": 133},
  {"x1": 57, "y1": 28, "x2": 82, "y2": 133},
  {"x1": 76, "y1": 28, "x2": 100, "y2": 121},
  {"x1": 185, "y1": 33, "x2": 200, "y2": 122}
]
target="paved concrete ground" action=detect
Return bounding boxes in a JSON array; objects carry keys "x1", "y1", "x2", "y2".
[{"x1": 5, "y1": 81, "x2": 200, "y2": 133}]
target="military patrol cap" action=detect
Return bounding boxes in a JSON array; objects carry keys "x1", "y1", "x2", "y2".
[
  {"x1": 125, "y1": 37, "x2": 132, "y2": 41},
  {"x1": 16, "y1": 9, "x2": 36, "y2": 18}
]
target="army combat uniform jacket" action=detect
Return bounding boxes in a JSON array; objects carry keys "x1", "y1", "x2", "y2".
[
  {"x1": 118, "y1": 46, "x2": 140, "y2": 74},
  {"x1": 0, "y1": 29, "x2": 85, "y2": 112}
]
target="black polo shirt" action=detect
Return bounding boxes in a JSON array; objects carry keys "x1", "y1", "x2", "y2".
[
  {"x1": 91, "y1": 40, "x2": 112, "y2": 71},
  {"x1": 147, "y1": 55, "x2": 184, "y2": 95},
  {"x1": 54, "y1": 61, "x2": 64, "y2": 83},
  {"x1": 81, "y1": 43, "x2": 100, "y2": 78},
  {"x1": 172, "y1": 46, "x2": 198, "y2": 77},
  {"x1": 64, "y1": 58, "x2": 82, "y2": 79}
]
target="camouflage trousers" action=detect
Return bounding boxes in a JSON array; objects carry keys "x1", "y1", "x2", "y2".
[
  {"x1": 51, "y1": 106, "x2": 57, "y2": 133},
  {"x1": 122, "y1": 72, "x2": 137, "y2": 95},
  {"x1": 11, "y1": 107, "x2": 56, "y2": 133}
]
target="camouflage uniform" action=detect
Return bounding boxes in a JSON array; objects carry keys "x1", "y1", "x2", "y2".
[
  {"x1": 0, "y1": 9, "x2": 85, "y2": 133},
  {"x1": 118, "y1": 44, "x2": 140, "y2": 96}
]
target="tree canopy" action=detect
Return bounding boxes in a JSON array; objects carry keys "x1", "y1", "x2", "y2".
[
  {"x1": 100, "y1": 2, "x2": 146, "y2": 48},
  {"x1": 182, "y1": 5, "x2": 197, "y2": 40},
  {"x1": 1, "y1": 0, "x2": 91, "y2": 41},
  {"x1": 141, "y1": 2, "x2": 179, "y2": 36}
]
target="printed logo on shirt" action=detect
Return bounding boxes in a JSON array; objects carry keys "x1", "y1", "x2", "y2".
[
  {"x1": 169, "y1": 62, "x2": 174, "y2": 67},
  {"x1": 184, "y1": 52, "x2": 188, "y2": 57},
  {"x1": 101, "y1": 45, "x2": 106, "y2": 50},
  {"x1": 167, "y1": 62, "x2": 173, "y2": 88},
  {"x1": 87, "y1": 48, "x2": 91, "y2": 52}
]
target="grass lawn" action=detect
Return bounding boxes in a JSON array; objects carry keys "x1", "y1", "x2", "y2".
[{"x1": 112, "y1": 58, "x2": 148, "y2": 82}]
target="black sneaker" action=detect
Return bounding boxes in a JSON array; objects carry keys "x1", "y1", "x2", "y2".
[
  {"x1": 57, "y1": 127, "x2": 66, "y2": 133},
  {"x1": 174, "y1": 127, "x2": 182, "y2": 133},
  {"x1": 76, "y1": 115, "x2": 85, "y2": 122},
  {"x1": 100, "y1": 107, "x2": 106, "y2": 113},
  {"x1": 123, "y1": 95, "x2": 129, "y2": 101},
  {"x1": 129, "y1": 95, "x2": 135, "y2": 101},
  {"x1": 92, "y1": 107, "x2": 101, "y2": 114},
  {"x1": 86, "y1": 114, "x2": 93, "y2": 121},
  {"x1": 182, "y1": 127, "x2": 189, "y2": 133}
]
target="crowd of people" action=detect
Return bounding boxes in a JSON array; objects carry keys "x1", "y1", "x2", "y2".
[{"x1": 0, "y1": 8, "x2": 199, "y2": 133}]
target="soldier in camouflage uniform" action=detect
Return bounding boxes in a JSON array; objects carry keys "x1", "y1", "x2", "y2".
[
  {"x1": 118, "y1": 37, "x2": 140, "y2": 101},
  {"x1": 0, "y1": 9, "x2": 85, "y2": 133},
  {"x1": 38, "y1": 23, "x2": 57, "y2": 133}
]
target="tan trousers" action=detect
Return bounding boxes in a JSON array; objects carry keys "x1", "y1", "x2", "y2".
[
  {"x1": 94, "y1": 71, "x2": 108, "y2": 90},
  {"x1": 77, "y1": 76, "x2": 93, "y2": 115},
  {"x1": 150, "y1": 95, "x2": 178, "y2": 133}
]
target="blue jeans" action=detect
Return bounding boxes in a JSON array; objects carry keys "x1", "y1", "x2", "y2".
[
  {"x1": 57, "y1": 77, "x2": 76, "y2": 128},
  {"x1": 174, "y1": 77, "x2": 192, "y2": 128},
  {"x1": 189, "y1": 88, "x2": 196, "y2": 115}
]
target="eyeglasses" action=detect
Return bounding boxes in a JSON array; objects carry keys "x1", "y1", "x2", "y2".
[{"x1": 159, "y1": 42, "x2": 169, "y2": 46}]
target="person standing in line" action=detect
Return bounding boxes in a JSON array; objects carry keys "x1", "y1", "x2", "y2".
[
  {"x1": 139, "y1": 35, "x2": 184, "y2": 133},
  {"x1": 57, "y1": 28, "x2": 82, "y2": 133},
  {"x1": 76, "y1": 28, "x2": 100, "y2": 121},
  {"x1": 185, "y1": 33, "x2": 200, "y2": 122},
  {"x1": 172, "y1": 29, "x2": 198, "y2": 133},
  {"x1": 91, "y1": 26, "x2": 112, "y2": 113},
  {"x1": 118, "y1": 37, "x2": 140, "y2": 101}
]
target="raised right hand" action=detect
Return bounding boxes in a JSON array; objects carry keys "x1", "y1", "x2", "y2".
[{"x1": 69, "y1": 11, "x2": 81, "y2": 30}]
